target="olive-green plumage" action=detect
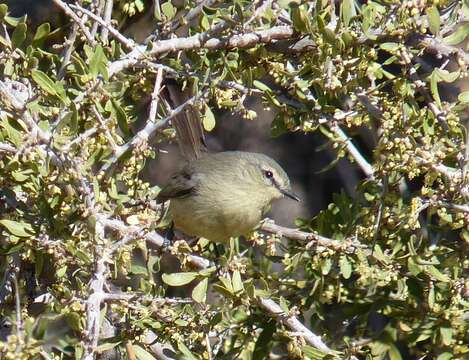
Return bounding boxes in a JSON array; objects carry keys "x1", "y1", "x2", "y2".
[{"x1": 157, "y1": 151, "x2": 299, "y2": 243}]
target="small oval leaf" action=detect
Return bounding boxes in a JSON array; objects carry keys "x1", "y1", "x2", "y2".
[
  {"x1": 0, "y1": 219, "x2": 33, "y2": 237},
  {"x1": 11, "y1": 22, "x2": 26, "y2": 48},
  {"x1": 162, "y1": 272, "x2": 198, "y2": 286},
  {"x1": 192, "y1": 278, "x2": 208, "y2": 303},
  {"x1": 203, "y1": 105, "x2": 216, "y2": 131}
]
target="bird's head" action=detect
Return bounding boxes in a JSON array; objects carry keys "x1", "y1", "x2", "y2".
[{"x1": 242, "y1": 153, "x2": 300, "y2": 203}]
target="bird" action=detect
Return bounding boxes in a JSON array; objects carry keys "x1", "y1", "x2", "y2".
[{"x1": 157, "y1": 151, "x2": 299, "y2": 243}]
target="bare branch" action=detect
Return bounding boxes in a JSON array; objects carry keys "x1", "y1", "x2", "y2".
[
  {"x1": 257, "y1": 298, "x2": 334, "y2": 354},
  {"x1": 260, "y1": 220, "x2": 366, "y2": 254},
  {"x1": 101, "y1": 292, "x2": 193, "y2": 304},
  {"x1": 415, "y1": 156, "x2": 461, "y2": 181},
  {"x1": 0, "y1": 142, "x2": 16, "y2": 153},
  {"x1": 82, "y1": 216, "x2": 108, "y2": 360},
  {"x1": 109, "y1": 26, "x2": 295, "y2": 77},
  {"x1": 420, "y1": 35, "x2": 469, "y2": 65}
]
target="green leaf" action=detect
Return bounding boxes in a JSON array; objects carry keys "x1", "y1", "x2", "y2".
[
  {"x1": 426, "y1": 6, "x2": 440, "y2": 36},
  {"x1": 89, "y1": 45, "x2": 109, "y2": 80},
  {"x1": 388, "y1": 343, "x2": 402, "y2": 360},
  {"x1": 32, "y1": 23, "x2": 50, "y2": 47},
  {"x1": 0, "y1": 243, "x2": 24, "y2": 255},
  {"x1": 212, "y1": 284, "x2": 233, "y2": 297},
  {"x1": 253, "y1": 320, "x2": 276, "y2": 360},
  {"x1": 339, "y1": 255, "x2": 352, "y2": 279},
  {"x1": 130, "y1": 264, "x2": 148, "y2": 275},
  {"x1": 65, "y1": 312, "x2": 83, "y2": 332},
  {"x1": 443, "y1": 23, "x2": 469, "y2": 45},
  {"x1": 253, "y1": 80, "x2": 271, "y2": 92},
  {"x1": 198, "y1": 266, "x2": 217, "y2": 277},
  {"x1": 321, "y1": 257, "x2": 332, "y2": 275},
  {"x1": 341, "y1": 0, "x2": 356, "y2": 27},
  {"x1": 162, "y1": 272, "x2": 198, "y2": 286},
  {"x1": 279, "y1": 296, "x2": 289, "y2": 313},
  {"x1": 0, "y1": 219, "x2": 33, "y2": 237},
  {"x1": 4, "y1": 15, "x2": 21, "y2": 27},
  {"x1": 55, "y1": 105, "x2": 78, "y2": 134},
  {"x1": 428, "y1": 284, "x2": 435, "y2": 309},
  {"x1": 35, "y1": 251, "x2": 44, "y2": 275},
  {"x1": 96, "y1": 341, "x2": 121, "y2": 353},
  {"x1": 135, "y1": 0, "x2": 145, "y2": 12},
  {"x1": 291, "y1": 4, "x2": 309, "y2": 33},
  {"x1": 133, "y1": 345, "x2": 157, "y2": 360},
  {"x1": 202, "y1": 5, "x2": 218, "y2": 15},
  {"x1": 430, "y1": 71, "x2": 441, "y2": 106},
  {"x1": 177, "y1": 341, "x2": 198, "y2": 360},
  {"x1": 380, "y1": 43, "x2": 399, "y2": 52},
  {"x1": 11, "y1": 22, "x2": 26, "y2": 48},
  {"x1": 0, "y1": 4, "x2": 7, "y2": 21},
  {"x1": 56, "y1": 265, "x2": 67, "y2": 278},
  {"x1": 161, "y1": 1, "x2": 176, "y2": 20},
  {"x1": 437, "y1": 352, "x2": 454, "y2": 360},
  {"x1": 458, "y1": 91, "x2": 469, "y2": 103},
  {"x1": 31, "y1": 70, "x2": 59, "y2": 97},
  {"x1": 110, "y1": 99, "x2": 132, "y2": 139},
  {"x1": 302, "y1": 344, "x2": 333, "y2": 359},
  {"x1": 192, "y1": 278, "x2": 208, "y2": 303},
  {"x1": 408, "y1": 257, "x2": 423, "y2": 276},
  {"x1": 434, "y1": 68, "x2": 460, "y2": 83},
  {"x1": 426, "y1": 265, "x2": 449, "y2": 282},
  {"x1": 440, "y1": 327, "x2": 452, "y2": 346},
  {"x1": 203, "y1": 105, "x2": 216, "y2": 131},
  {"x1": 218, "y1": 275, "x2": 233, "y2": 294},
  {"x1": 232, "y1": 270, "x2": 244, "y2": 294}
]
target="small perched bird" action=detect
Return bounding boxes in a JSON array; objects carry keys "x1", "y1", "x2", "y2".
[{"x1": 157, "y1": 151, "x2": 299, "y2": 243}]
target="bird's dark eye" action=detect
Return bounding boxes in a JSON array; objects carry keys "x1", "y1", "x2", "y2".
[{"x1": 264, "y1": 170, "x2": 273, "y2": 179}]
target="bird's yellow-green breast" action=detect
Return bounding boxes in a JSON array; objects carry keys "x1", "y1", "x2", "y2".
[{"x1": 157, "y1": 151, "x2": 298, "y2": 243}]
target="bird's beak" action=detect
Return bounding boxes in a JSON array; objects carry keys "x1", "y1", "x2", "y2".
[{"x1": 280, "y1": 188, "x2": 300, "y2": 202}]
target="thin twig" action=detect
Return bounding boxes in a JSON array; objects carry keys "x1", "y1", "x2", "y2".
[
  {"x1": 0, "y1": 255, "x2": 20, "y2": 305},
  {"x1": 101, "y1": 0, "x2": 114, "y2": 44},
  {"x1": 90, "y1": 0, "x2": 105, "y2": 38},
  {"x1": 101, "y1": 292, "x2": 193, "y2": 303},
  {"x1": 51, "y1": 0, "x2": 97, "y2": 45},
  {"x1": 58, "y1": 24, "x2": 79, "y2": 80},
  {"x1": 0, "y1": 142, "x2": 16, "y2": 153},
  {"x1": 415, "y1": 156, "x2": 461, "y2": 181},
  {"x1": 70, "y1": 3, "x2": 135, "y2": 49},
  {"x1": 147, "y1": 68, "x2": 164, "y2": 123},
  {"x1": 169, "y1": 0, "x2": 219, "y2": 32},
  {"x1": 109, "y1": 26, "x2": 295, "y2": 77},
  {"x1": 92, "y1": 106, "x2": 119, "y2": 152},
  {"x1": 260, "y1": 220, "x2": 367, "y2": 254},
  {"x1": 329, "y1": 124, "x2": 375, "y2": 179},
  {"x1": 420, "y1": 35, "x2": 469, "y2": 64},
  {"x1": 13, "y1": 274, "x2": 23, "y2": 353},
  {"x1": 62, "y1": 126, "x2": 100, "y2": 152},
  {"x1": 257, "y1": 298, "x2": 334, "y2": 354}
]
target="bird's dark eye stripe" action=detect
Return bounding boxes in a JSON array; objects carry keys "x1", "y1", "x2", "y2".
[{"x1": 264, "y1": 170, "x2": 273, "y2": 178}]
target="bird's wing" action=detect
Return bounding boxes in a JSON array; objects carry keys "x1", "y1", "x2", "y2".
[{"x1": 157, "y1": 164, "x2": 197, "y2": 202}]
